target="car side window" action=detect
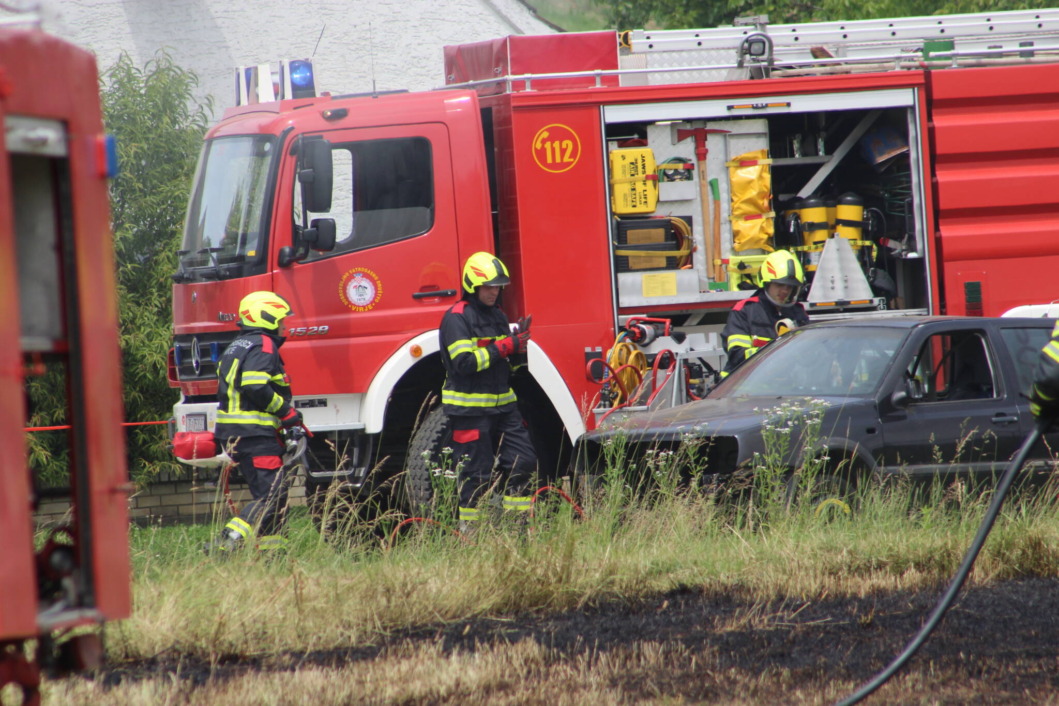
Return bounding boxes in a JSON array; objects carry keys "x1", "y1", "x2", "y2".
[
  {"x1": 298, "y1": 137, "x2": 434, "y2": 261},
  {"x1": 998, "y1": 326, "x2": 1053, "y2": 398},
  {"x1": 908, "y1": 331, "x2": 996, "y2": 402}
]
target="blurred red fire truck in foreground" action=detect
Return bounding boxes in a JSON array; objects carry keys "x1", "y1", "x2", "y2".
[{"x1": 0, "y1": 21, "x2": 129, "y2": 704}]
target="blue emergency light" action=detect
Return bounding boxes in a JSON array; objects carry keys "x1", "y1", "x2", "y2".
[{"x1": 285, "y1": 59, "x2": 316, "y2": 99}]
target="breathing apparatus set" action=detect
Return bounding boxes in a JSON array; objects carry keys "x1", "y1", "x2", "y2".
[{"x1": 775, "y1": 191, "x2": 895, "y2": 304}]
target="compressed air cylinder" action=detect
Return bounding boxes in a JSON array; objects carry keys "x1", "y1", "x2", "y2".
[
  {"x1": 825, "y1": 197, "x2": 837, "y2": 234},
  {"x1": 798, "y1": 196, "x2": 829, "y2": 272},
  {"x1": 835, "y1": 192, "x2": 864, "y2": 243}
]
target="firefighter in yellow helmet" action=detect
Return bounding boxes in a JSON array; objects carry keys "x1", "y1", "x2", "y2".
[
  {"x1": 205, "y1": 291, "x2": 303, "y2": 555},
  {"x1": 439, "y1": 252, "x2": 537, "y2": 534},
  {"x1": 721, "y1": 250, "x2": 809, "y2": 376}
]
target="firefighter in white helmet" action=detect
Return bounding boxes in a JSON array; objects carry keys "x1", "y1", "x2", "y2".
[
  {"x1": 721, "y1": 249, "x2": 810, "y2": 377},
  {"x1": 205, "y1": 290, "x2": 303, "y2": 555},
  {"x1": 439, "y1": 252, "x2": 537, "y2": 534}
]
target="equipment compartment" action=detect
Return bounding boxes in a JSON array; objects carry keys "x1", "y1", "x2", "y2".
[{"x1": 603, "y1": 88, "x2": 930, "y2": 318}]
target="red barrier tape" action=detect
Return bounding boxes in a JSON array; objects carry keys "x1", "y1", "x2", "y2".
[{"x1": 24, "y1": 420, "x2": 170, "y2": 432}]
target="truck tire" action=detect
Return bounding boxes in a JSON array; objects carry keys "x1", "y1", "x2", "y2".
[{"x1": 403, "y1": 404, "x2": 452, "y2": 514}]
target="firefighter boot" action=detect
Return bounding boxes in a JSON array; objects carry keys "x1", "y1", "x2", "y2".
[
  {"x1": 502, "y1": 494, "x2": 532, "y2": 538},
  {"x1": 203, "y1": 528, "x2": 243, "y2": 557}
]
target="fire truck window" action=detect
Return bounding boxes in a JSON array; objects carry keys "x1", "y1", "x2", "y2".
[
  {"x1": 180, "y1": 135, "x2": 275, "y2": 274},
  {"x1": 302, "y1": 137, "x2": 434, "y2": 261}
]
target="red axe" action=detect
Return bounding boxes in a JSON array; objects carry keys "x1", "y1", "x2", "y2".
[{"x1": 676, "y1": 127, "x2": 730, "y2": 284}]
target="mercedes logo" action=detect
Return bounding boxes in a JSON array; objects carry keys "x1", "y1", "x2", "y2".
[{"x1": 190, "y1": 337, "x2": 202, "y2": 374}]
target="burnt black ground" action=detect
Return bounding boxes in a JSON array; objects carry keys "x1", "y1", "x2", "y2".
[{"x1": 93, "y1": 577, "x2": 1059, "y2": 703}]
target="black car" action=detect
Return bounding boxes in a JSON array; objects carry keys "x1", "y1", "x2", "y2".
[{"x1": 577, "y1": 316, "x2": 1057, "y2": 490}]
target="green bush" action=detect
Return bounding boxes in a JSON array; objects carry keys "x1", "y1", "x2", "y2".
[{"x1": 27, "y1": 51, "x2": 212, "y2": 488}]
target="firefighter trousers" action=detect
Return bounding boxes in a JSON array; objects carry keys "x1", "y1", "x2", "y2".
[
  {"x1": 450, "y1": 407, "x2": 537, "y2": 512},
  {"x1": 224, "y1": 434, "x2": 290, "y2": 539}
]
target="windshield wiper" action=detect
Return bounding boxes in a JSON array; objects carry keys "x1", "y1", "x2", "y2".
[
  {"x1": 196, "y1": 247, "x2": 224, "y2": 280},
  {"x1": 172, "y1": 249, "x2": 194, "y2": 283}
]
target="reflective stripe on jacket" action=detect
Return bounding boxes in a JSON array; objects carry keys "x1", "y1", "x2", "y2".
[
  {"x1": 215, "y1": 329, "x2": 292, "y2": 440},
  {"x1": 439, "y1": 298, "x2": 516, "y2": 415}
]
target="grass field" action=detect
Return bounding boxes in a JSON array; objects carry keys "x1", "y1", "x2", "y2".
[{"x1": 36, "y1": 456, "x2": 1059, "y2": 704}]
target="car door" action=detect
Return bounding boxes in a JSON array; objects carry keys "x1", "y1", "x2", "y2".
[{"x1": 878, "y1": 325, "x2": 1025, "y2": 483}]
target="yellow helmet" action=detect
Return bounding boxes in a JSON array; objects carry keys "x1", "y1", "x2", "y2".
[
  {"x1": 238, "y1": 291, "x2": 293, "y2": 331},
  {"x1": 461, "y1": 251, "x2": 511, "y2": 294},
  {"x1": 758, "y1": 250, "x2": 804, "y2": 306}
]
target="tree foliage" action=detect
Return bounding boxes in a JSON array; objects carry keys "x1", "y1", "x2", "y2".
[
  {"x1": 27, "y1": 51, "x2": 211, "y2": 487},
  {"x1": 594, "y1": 0, "x2": 1058, "y2": 29}
]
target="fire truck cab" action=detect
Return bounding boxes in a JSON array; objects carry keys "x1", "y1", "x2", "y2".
[{"x1": 169, "y1": 9, "x2": 1059, "y2": 515}]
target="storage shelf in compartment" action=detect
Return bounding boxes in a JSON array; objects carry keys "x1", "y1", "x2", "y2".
[{"x1": 771, "y1": 156, "x2": 832, "y2": 166}]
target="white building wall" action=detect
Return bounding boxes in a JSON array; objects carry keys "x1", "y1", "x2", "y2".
[{"x1": 13, "y1": 0, "x2": 556, "y2": 117}]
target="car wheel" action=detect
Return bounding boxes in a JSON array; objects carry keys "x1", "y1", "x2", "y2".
[{"x1": 785, "y1": 466, "x2": 856, "y2": 520}]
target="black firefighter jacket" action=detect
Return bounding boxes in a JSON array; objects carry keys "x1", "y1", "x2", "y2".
[
  {"x1": 215, "y1": 328, "x2": 293, "y2": 441},
  {"x1": 439, "y1": 296, "x2": 517, "y2": 416},
  {"x1": 721, "y1": 288, "x2": 809, "y2": 375}
]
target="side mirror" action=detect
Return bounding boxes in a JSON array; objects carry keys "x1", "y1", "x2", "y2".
[
  {"x1": 891, "y1": 376, "x2": 924, "y2": 409},
  {"x1": 278, "y1": 245, "x2": 297, "y2": 268},
  {"x1": 299, "y1": 137, "x2": 333, "y2": 213},
  {"x1": 304, "y1": 218, "x2": 336, "y2": 252}
]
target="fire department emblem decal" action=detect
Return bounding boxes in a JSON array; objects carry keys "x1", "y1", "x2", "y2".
[{"x1": 339, "y1": 268, "x2": 383, "y2": 312}]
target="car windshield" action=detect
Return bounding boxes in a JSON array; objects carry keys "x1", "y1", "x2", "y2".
[
  {"x1": 176, "y1": 135, "x2": 277, "y2": 280},
  {"x1": 715, "y1": 325, "x2": 907, "y2": 398}
]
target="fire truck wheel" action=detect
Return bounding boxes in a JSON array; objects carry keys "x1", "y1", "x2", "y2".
[{"x1": 404, "y1": 404, "x2": 452, "y2": 515}]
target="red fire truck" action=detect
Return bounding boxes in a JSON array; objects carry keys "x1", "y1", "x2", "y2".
[
  {"x1": 0, "y1": 21, "x2": 129, "y2": 704},
  {"x1": 168, "y1": 10, "x2": 1059, "y2": 514}
]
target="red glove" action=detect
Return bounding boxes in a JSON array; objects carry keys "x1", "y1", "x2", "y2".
[
  {"x1": 496, "y1": 330, "x2": 530, "y2": 358},
  {"x1": 279, "y1": 407, "x2": 303, "y2": 429},
  {"x1": 494, "y1": 335, "x2": 517, "y2": 358}
]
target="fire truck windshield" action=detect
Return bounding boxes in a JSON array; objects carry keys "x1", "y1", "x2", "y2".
[{"x1": 176, "y1": 135, "x2": 276, "y2": 281}]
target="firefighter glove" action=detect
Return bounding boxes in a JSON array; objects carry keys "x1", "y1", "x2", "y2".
[
  {"x1": 495, "y1": 331, "x2": 529, "y2": 358},
  {"x1": 516, "y1": 315, "x2": 533, "y2": 335},
  {"x1": 279, "y1": 407, "x2": 304, "y2": 429}
]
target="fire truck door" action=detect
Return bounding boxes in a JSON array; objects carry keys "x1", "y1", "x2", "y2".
[{"x1": 274, "y1": 124, "x2": 462, "y2": 393}]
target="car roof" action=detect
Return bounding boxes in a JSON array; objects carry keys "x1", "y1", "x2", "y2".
[{"x1": 802, "y1": 315, "x2": 1053, "y2": 330}]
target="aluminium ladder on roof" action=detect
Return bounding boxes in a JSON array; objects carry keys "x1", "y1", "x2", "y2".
[
  {"x1": 624, "y1": 8, "x2": 1059, "y2": 65},
  {"x1": 442, "y1": 9, "x2": 1059, "y2": 93}
]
